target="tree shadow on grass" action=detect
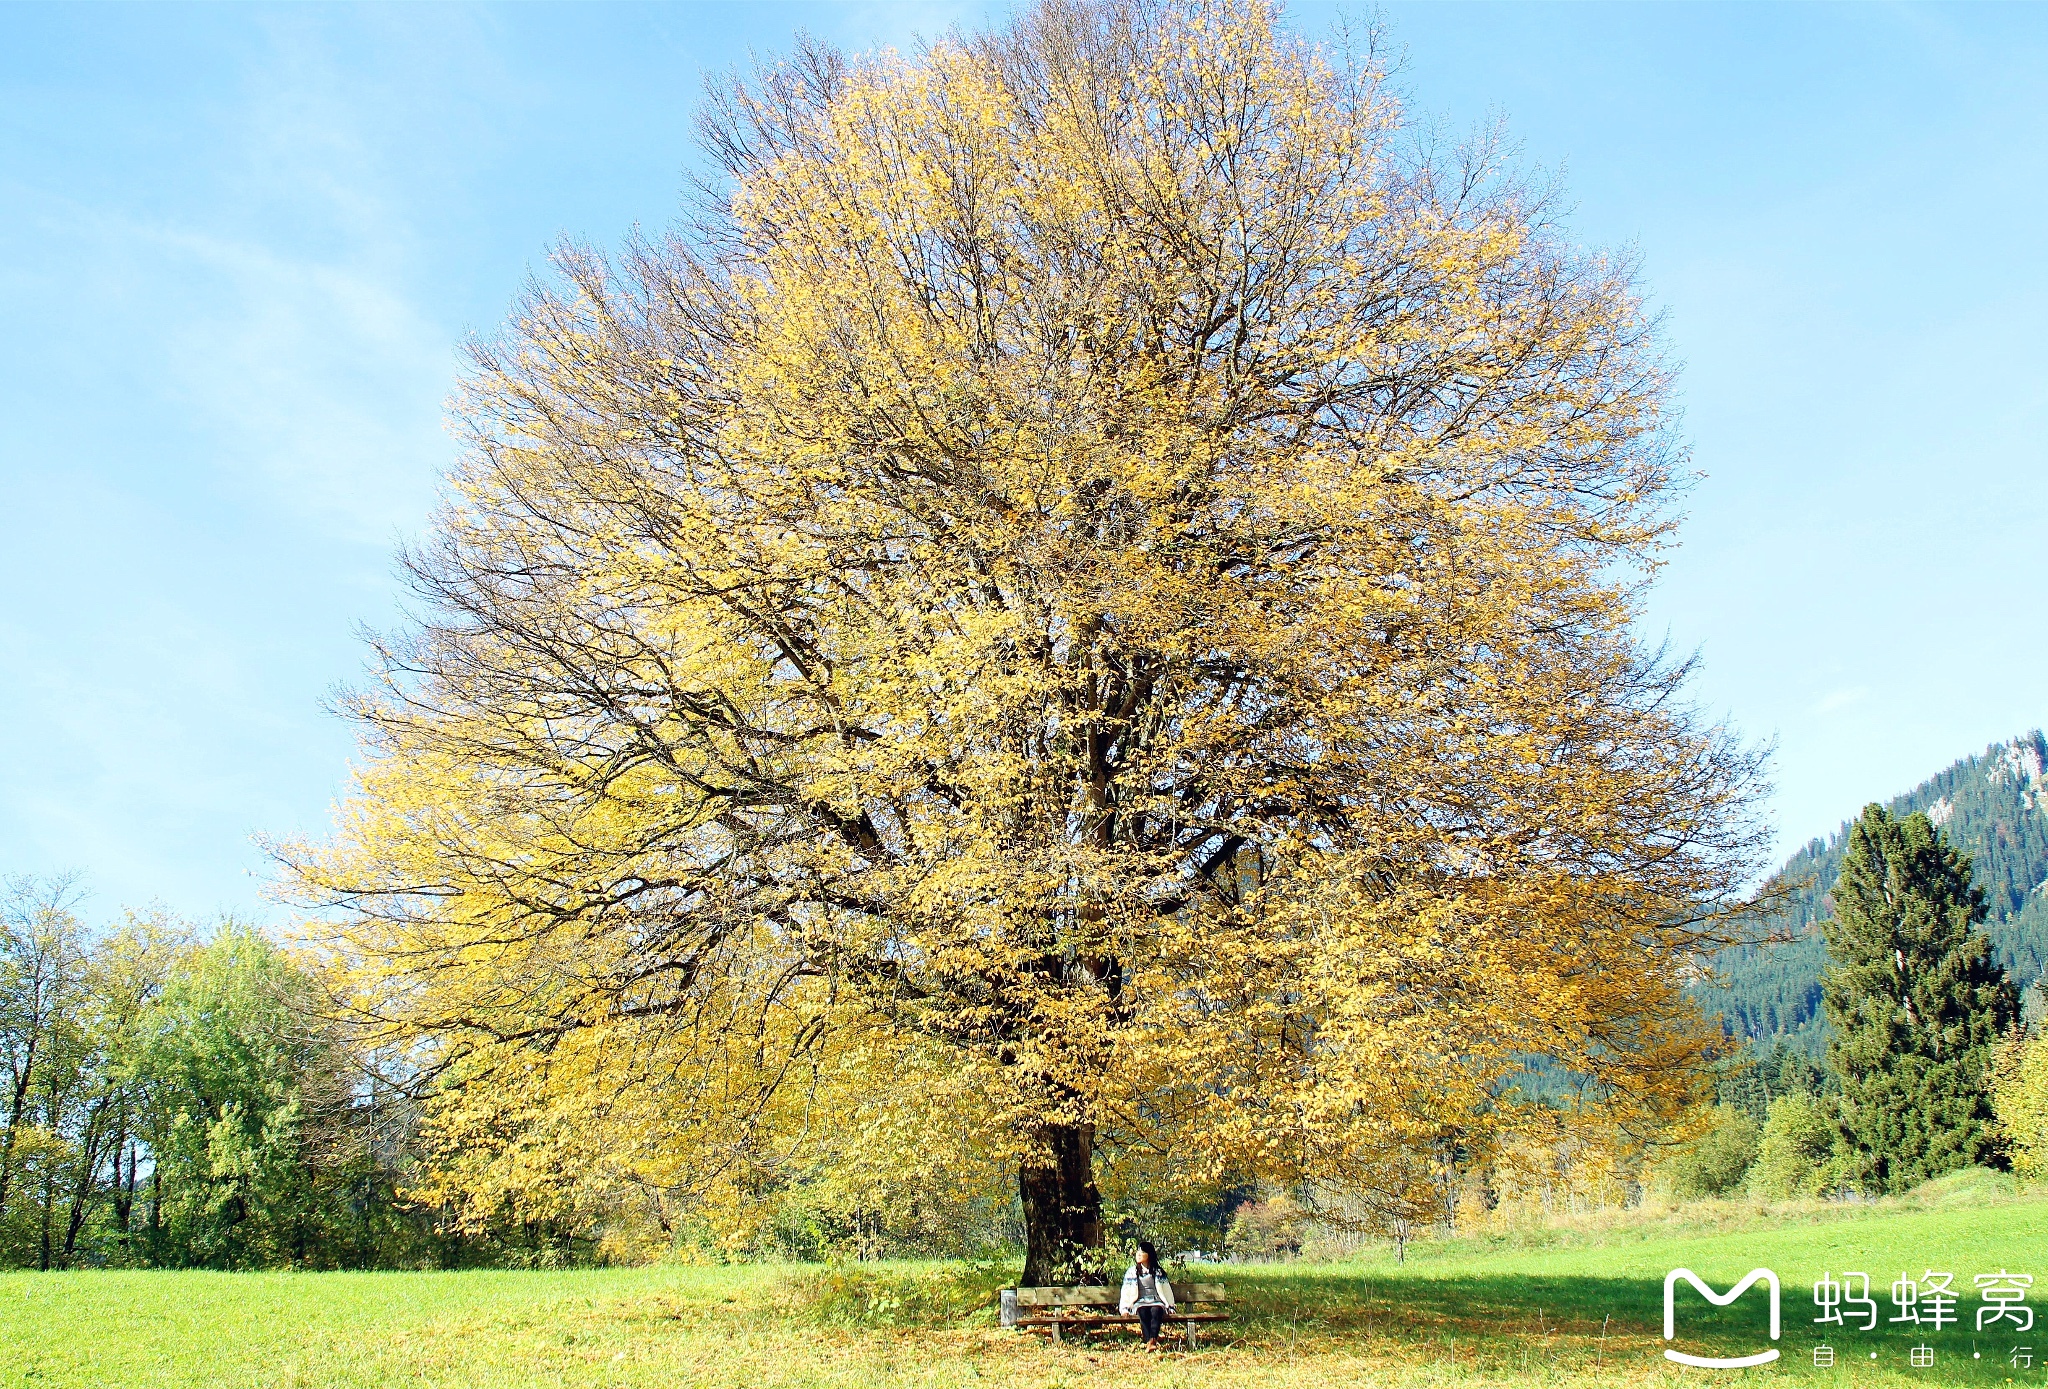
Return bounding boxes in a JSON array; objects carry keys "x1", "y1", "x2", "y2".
[
  {"x1": 1180, "y1": 1268, "x2": 2039, "y2": 1381},
  {"x1": 1217, "y1": 1268, "x2": 1669, "y2": 1367},
  {"x1": 1034, "y1": 1267, "x2": 1679, "y2": 1374},
  {"x1": 1226, "y1": 1267, "x2": 1662, "y2": 1336}
]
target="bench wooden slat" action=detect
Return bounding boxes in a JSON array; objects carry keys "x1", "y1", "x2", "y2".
[
  {"x1": 1015, "y1": 1312, "x2": 1231, "y2": 1324},
  {"x1": 1011, "y1": 1319, "x2": 1228, "y2": 1327},
  {"x1": 1015, "y1": 1286, "x2": 1117, "y2": 1307},
  {"x1": 1014, "y1": 1281, "x2": 1227, "y2": 1307}
]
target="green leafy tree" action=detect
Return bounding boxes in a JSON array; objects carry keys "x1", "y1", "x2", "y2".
[
  {"x1": 0, "y1": 876, "x2": 90, "y2": 1266},
  {"x1": 1655, "y1": 1104, "x2": 1759, "y2": 1199},
  {"x1": 1989, "y1": 1029, "x2": 2048, "y2": 1175},
  {"x1": 1822, "y1": 805, "x2": 2016, "y2": 1193},
  {"x1": 135, "y1": 928, "x2": 375, "y2": 1268},
  {"x1": 31, "y1": 915, "x2": 188, "y2": 1268},
  {"x1": 1746, "y1": 1092, "x2": 1839, "y2": 1199}
]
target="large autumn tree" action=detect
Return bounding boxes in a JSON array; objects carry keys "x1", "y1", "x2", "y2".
[{"x1": 290, "y1": 0, "x2": 1767, "y2": 1282}]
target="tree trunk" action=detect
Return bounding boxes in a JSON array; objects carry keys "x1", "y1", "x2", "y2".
[
  {"x1": 1019, "y1": 1121, "x2": 1106, "y2": 1285},
  {"x1": 0, "y1": 1033, "x2": 39, "y2": 1222},
  {"x1": 62, "y1": 1095, "x2": 113, "y2": 1263},
  {"x1": 38, "y1": 1166, "x2": 55, "y2": 1271},
  {"x1": 113, "y1": 1139, "x2": 134, "y2": 1235}
]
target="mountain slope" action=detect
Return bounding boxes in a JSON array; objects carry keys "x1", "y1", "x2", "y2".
[{"x1": 1692, "y1": 730, "x2": 2048, "y2": 1056}]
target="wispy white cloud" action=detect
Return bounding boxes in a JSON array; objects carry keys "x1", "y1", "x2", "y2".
[
  {"x1": 153, "y1": 223, "x2": 453, "y2": 540},
  {"x1": 8, "y1": 188, "x2": 449, "y2": 541},
  {"x1": 1815, "y1": 686, "x2": 1870, "y2": 716},
  {"x1": 3, "y1": 6, "x2": 462, "y2": 544},
  {"x1": 0, "y1": 8, "x2": 480, "y2": 918}
]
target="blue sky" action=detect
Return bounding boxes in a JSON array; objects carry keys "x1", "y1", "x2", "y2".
[{"x1": 2, "y1": 2, "x2": 2044, "y2": 924}]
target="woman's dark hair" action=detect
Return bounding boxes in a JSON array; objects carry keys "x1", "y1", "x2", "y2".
[{"x1": 1136, "y1": 1239, "x2": 1160, "y2": 1269}]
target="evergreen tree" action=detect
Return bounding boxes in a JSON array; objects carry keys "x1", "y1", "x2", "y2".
[{"x1": 1822, "y1": 805, "x2": 2017, "y2": 1192}]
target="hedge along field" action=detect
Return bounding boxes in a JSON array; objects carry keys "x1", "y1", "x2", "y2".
[{"x1": 7, "y1": 1176, "x2": 2048, "y2": 1389}]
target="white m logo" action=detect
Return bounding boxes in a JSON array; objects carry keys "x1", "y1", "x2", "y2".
[{"x1": 1663, "y1": 1267, "x2": 1782, "y2": 1368}]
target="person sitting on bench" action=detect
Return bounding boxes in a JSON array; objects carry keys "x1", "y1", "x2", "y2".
[{"x1": 1117, "y1": 1241, "x2": 1176, "y2": 1349}]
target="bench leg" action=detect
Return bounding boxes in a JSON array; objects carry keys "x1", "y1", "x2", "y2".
[
  {"x1": 1187, "y1": 1319, "x2": 1196, "y2": 1351},
  {"x1": 1051, "y1": 1318, "x2": 1060, "y2": 1346}
]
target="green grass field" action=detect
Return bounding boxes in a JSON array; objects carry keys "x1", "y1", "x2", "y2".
[{"x1": 9, "y1": 1172, "x2": 2048, "y2": 1387}]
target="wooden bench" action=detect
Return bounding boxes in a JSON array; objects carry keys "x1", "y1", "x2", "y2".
[{"x1": 1004, "y1": 1282, "x2": 1230, "y2": 1347}]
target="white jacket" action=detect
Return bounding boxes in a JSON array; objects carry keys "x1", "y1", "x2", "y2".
[{"x1": 1118, "y1": 1263, "x2": 1176, "y2": 1314}]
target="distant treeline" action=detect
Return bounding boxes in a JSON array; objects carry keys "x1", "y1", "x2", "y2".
[{"x1": 0, "y1": 876, "x2": 533, "y2": 1271}]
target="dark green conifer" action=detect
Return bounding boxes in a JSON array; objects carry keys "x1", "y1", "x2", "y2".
[{"x1": 1822, "y1": 805, "x2": 2017, "y2": 1192}]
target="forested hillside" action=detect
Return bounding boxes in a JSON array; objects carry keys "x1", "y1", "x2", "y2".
[{"x1": 1694, "y1": 731, "x2": 2048, "y2": 1055}]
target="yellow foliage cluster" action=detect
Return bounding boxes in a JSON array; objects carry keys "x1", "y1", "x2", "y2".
[
  {"x1": 285, "y1": 0, "x2": 1767, "y2": 1265},
  {"x1": 1993, "y1": 1030, "x2": 2048, "y2": 1176}
]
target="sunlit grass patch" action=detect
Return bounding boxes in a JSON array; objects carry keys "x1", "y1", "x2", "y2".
[{"x1": 772, "y1": 1261, "x2": 1012, "y2": 1327}]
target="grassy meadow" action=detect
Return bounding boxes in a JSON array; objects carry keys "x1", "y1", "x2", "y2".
[{"x1": 9, "y1": 1172, "x2": 2048, "y2": 1387}]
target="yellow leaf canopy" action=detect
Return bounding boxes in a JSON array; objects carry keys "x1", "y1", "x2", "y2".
[{"x1": 288, "y1": 0, "x2": 1768, "y2": 1275}]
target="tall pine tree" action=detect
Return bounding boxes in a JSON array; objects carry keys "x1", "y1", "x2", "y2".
[{"x1": 1823, "y1": 805, "x2": 2017, "y2": 1192}]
